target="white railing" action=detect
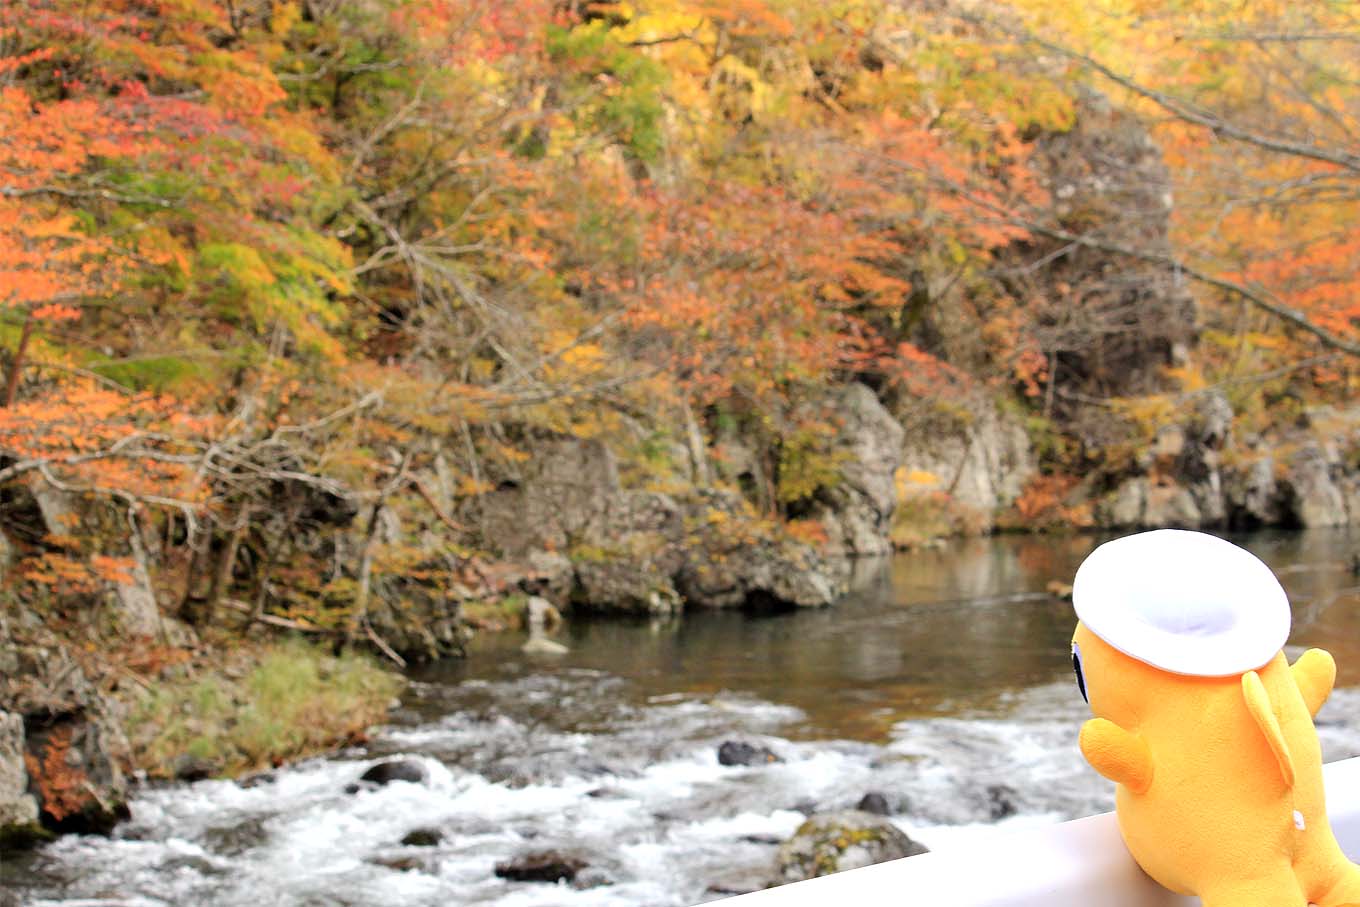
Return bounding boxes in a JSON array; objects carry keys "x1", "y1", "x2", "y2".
[{"x1": 716, "y1": 756, "x2": 1360, "y2": 907}]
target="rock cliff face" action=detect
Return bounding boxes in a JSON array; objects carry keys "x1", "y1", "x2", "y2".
[
  {"x1": 804, "y1": 384, "x2": 905, "y2": 558},
  {"x1": 465, "y1": 435, "x2": 854, "y2": 614},
  {"x1": 0, "y1": 613, "x2": 130, "y2": 850},
  {"x1": 1093, "y1": 399, "x2": 1360, "y2": 532},
  {"x1": 898, "y1": 401, "x2": 1037, "y2": 535}
]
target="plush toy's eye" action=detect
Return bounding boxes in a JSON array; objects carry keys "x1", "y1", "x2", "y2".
[{"x1": 1072, "y1": 642, "x2": 1088, "y2": 704}]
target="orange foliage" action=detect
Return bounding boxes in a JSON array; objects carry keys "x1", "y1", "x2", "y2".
[
  {"x1": 23, "y1": 723, "x2": 89, "y2": 823},
  {"x1": 1012, "y1": 473, "x2": 1093, "y2": 529}
]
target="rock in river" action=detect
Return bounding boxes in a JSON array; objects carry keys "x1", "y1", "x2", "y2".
[
  {"x1": 401, "y1": 828, "x2": 443, "y2": 847},
  {"x1": 856, "y1": 791, "x2": 892, "y2": 816},
  {"x1": 358, "y1": 759, "x2": 425, "y2": 787},
  {"x1": 494, "y1": 850, "x2": 589, "y2": 883},
  {"x1": 718, "y1": 740, "x2": 783, "y2": 766},
  {"x1": 772, "y1": 810, "x2": 928, "y2": 886}
]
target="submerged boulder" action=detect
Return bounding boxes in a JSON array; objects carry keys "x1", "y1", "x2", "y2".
[{"x1": 855, "y1": 791, "x2": 892, "y2": 816}]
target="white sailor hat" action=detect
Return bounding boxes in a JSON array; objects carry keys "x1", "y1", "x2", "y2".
[{"x1": 1072, "y1": 529, "x2": 1290, "y2": 677}]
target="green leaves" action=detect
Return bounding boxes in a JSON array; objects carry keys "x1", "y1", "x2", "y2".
[{"x1": 546, "y1": 22, "x2": 670, "y2": 163}]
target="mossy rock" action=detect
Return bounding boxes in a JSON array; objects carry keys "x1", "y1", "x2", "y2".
[
  {"x1": 771, "y1": 810, "x2": 928, "y2": 886},
  {"x1": 0, "y1": 819, "x2": 54, "y2": 854}
]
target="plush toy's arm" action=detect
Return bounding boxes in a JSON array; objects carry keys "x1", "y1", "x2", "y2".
[
  {"x1": 1242, "y1": 670, "x2": 1296, "y2": 788},
  {"x1": 1291, "y1": 648, "x2": 1336, "y2": 718},
  {"x1": 1079, "y1": 718, "x2": 1154, "y2": 794}
]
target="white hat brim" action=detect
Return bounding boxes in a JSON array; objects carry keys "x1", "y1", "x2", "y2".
[{"x1": 1072, "y1": 529, "x2": 1290, "y2": 677}]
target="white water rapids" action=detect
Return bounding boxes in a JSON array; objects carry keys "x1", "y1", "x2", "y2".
[{"x1": 11, "y1": 533, "x2": 1360, "y2": 906}]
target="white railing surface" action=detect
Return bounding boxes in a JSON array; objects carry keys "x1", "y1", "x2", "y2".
[{"x1": 717, "y1": 756, "x2": 1360, "y2": 907}]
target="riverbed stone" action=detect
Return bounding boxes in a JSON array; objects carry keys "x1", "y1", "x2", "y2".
[
  {"x1": 358, "y1": 759, "x2": 425, "y2": 786},
  {"x1": 401, "y1": 828, "x2": 443, "y2": 847},
  {"x1": 856, "y1": 791, "x2": 891, "y2": 816},
  {"x1": 771, "y1": 810, "x2": 928, "y2": 885},
  {"x1": 494, "y1": 850, "x2": 589, "y2": 883},
  {"x1": 706, "y1": 872, "x2": 764, "y2": 897},
  {"x1": 717, "y1": 740, "x2": 783, "y2": 767},
  {"x1": 171, "y1": 754, "x2": 219, "y2": 782}
]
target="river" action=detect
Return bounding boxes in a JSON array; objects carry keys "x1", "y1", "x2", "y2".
[{"x1": 9, "y1": 530, "x2": 1360, "y2": 906}]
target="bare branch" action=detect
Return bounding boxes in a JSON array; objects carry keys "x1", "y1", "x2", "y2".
[
  {"x1": 971, "y1": 14, "x2": 1360, "y2": 174},
  {"x1": 867, "y1": 150, "x2": 1360, "y2": 358}
]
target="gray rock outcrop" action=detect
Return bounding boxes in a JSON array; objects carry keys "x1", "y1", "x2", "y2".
[
  {"x1": 466, "y1": 437, "x2": 852, "y2": 614},
  {"x1": 494, "y1": 850, "x2": 589, "y2": 884},
  {"x1": 0, "y1": 710, "x2": 42, "y2": 850},
  {"x1": 898, "y1": 399, "x2": 1037, "y2": 534},
  {"x1": 0, "y1": 633, "x2": 130, "y2": 844},
  {"x1": 805, "y1": 384, "x2": 905, "y2": 557},
  {"x1": 1091, "y1": 400, "x2": 1360, "y2": 531}
]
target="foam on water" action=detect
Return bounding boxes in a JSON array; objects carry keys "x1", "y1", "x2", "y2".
[{"x1": 16, "y1": 665, "x2": 1360, "y2": 907}]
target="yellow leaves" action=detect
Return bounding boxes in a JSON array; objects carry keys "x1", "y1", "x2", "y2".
[
  {"x1": 132, "y1": 227, "x2": 193, "y2": 277},
  {"x1": 543, "y1": 328, "x2": 607, "y2": 376},
  {"x1": 896, "y1": 467, "x2": 942, "y2": 492},
  {"x1": 269, "y1": 2, "x2": 302, "y2": 36},
  {"x1": 1164, "y1": 364, "x2": 1207, "y2": 393},
  {"x1": 1108, "y1": 394, "x2": 1176, "y2": 444},
  {"x1": 711, "y1": 54, "x2": 774, "y2": 121},
  {"x1": 458, "y1": 475, "x2": 494, "y2": 496}
]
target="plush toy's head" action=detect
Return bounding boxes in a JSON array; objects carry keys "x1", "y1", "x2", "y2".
[{"x1": 1070, "y1": 621, "x2": 1162, "y2": 728}]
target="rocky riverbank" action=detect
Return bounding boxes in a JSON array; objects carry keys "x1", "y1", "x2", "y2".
[{"x1": 0, "y1": 607, "x2": 399, "y2": 854}]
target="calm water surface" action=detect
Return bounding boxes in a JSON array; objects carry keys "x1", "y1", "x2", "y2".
[
  {"x1": 425, "y1": 529, "x2": 1360, "y2": 733},
  {"x1": 9, "y1": 530, "x2": 1360, "y2": 906}
]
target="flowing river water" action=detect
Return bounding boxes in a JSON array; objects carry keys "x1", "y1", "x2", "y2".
[{"x1": 9, "y1": 530, "x2": 1360, "y2": 906}]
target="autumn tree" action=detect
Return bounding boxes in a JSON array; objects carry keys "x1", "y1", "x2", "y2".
[{"x1": 972, "y1": 2, "x2": 1360, "y2": 404}]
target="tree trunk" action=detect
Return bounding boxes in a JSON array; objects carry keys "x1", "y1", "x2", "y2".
[{"x1": 4, "y1": 311, "x2": 36, "y2": 408}]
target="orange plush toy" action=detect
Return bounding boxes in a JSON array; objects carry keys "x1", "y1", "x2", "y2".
[{"x1": 1071, "y1": 529, "x2": 1360, "y2": 907}]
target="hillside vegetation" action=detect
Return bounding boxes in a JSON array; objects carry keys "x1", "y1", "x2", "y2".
[{"x1": 2, "y1": 0, "x2": 1359, "y2": 652}]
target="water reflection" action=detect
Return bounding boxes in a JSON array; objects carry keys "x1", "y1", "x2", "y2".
[{"x1": 425, "y1": 528, "x2": 1360, "y2": 741}]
